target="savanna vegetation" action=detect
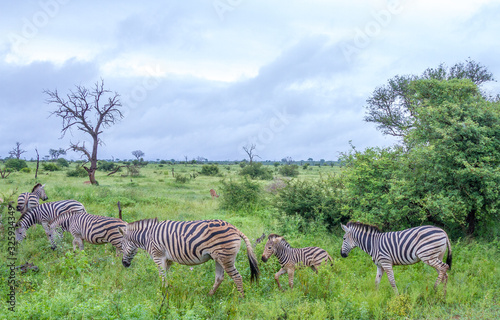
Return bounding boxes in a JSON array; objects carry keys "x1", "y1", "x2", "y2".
[
  {"x1": 0, "y1": 161, "x2": 498, "y2": 319},
  {"x1": 1, "y1": 61, "x2": 499, "y2": 319}
]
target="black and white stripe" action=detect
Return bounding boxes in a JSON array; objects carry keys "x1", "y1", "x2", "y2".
[
  {"x1": 16, "y1": 183, "x2": 48, "y2": 213},
  {"x1": 261, "y1": 234, "x2": 333, "y2": 290},
  {"x1": 15, "y1": 200, "x2": 87, "y2": 243},
  {"x1": 340, "y1": 222, "x2": 452, "y2": 295},
  {"x1": 118, "y1": 218, "x2": 260, "y2": 297},
  {"x1": 48, "y1": 211, "x2": 125, "y2": 253}
]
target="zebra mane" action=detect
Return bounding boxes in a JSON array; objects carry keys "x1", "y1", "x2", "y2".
[
  {"x1": 347, "y1": 221, "x2": 382, "y2": 233},
  {"x1": 31, "y1": 183, "x2": 43, "y2": 192},
  {"x1": 268, "y1": 233, "x2": 292, "y2": 248},
  {"x1": 127, "y1": 218, "x2": 159, "y2": 231}
]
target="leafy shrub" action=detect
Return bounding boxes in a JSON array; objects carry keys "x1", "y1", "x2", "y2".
[
  {"x1": 56, "y1": 158, "x2": 69, "y2": 167},
  {"x1": 175, "y1": 174, "x2": 189, "y2": 183},
  {"x1": 42, "y1": 163, "x2": 60, "y2": 171},
  {"x1": 239, "y1": 162, "x2": 273, "y2": 180},
  {"x1": 4, "y1": 158, "x2": 27, "y2": 171},
  {"x1": 279, "y1": 164, "x2": 300, "y2": 177},
  {"x1": 66, "y1": 167, "x2": 88, "y2": 177},
  {"x1": 200, "y1": 164, "x2": 220, "y2": 176},
  {"x1": 98, "y1": 161, "x2": 116, "y2": 171},
  {"x1": 20, "y1": 167, "x2": 31, "y2": 173},
  {"x1": 219, "y1": 177, "x2": 264, "y2": 211},
  {"x1": 273, "y1": 175, "x2": 345, "y2": 231}
]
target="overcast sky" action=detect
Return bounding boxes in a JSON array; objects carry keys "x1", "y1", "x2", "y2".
[{"x1": 1, "y1": 0, "x2": 500, "y2": 162}]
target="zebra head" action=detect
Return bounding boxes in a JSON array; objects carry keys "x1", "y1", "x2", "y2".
[
  {"x1": 340, "y1": 224, "x2": 356, "y2": 258},
  {"x1": 261, "y1": 234, "x2": 283, "y2": 262},
  {"x1": 14, "y1": 223, "x2": 27, "y2": 242},
  {"x1": 34, "y1": 184, "x2": 48, "y2": 201},
  {"x1": 118, "y1": 225, "x2": 138, "y2": 268},
  {"x1": 47, "y1": 224, "x2": 63, "y2": 250}
]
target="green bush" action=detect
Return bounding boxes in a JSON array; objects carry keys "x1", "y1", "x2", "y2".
[
  {"x1": 219, "y1": 176, "x2": 264, "y2": 211},
  {"x1": 56, "y1": 158, "x2": 69, "y2": 167},
  {"x1": 200, "y1": 164, "x2": 220, "y2": 176},
  {"x1": 175, "y1": 174, "x2": 189, "y2": 183},
  {"x1": 279, "y1": 164, "x2": 300, "y2": 177},
  {"x1": 98, "y1": 161, "x2": 116, "y2": 171},
  {"x1": 66, "y1": 167, "x2": 88, "y2": 177},
  {"x1": 42, "y1": 163, "x2": 60, "y2": 171},
  {"x1": 20, "y1": 167, "x2": 31, "y2": 173},
  {"x1": 239, "y1": 162, "x2": 273, "y2": 180},
  {"x1": 273, "y1": 175, "x2": 345, "y2": 231},
  {"x1": 4, "y1": 158, "x2": 28, "y2": 171}
]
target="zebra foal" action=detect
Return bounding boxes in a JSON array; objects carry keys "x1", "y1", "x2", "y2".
[
  {"x1": 118, "y1": 218, "x2": 260, "y2": 297},
  {"x1": 15, "y1": 200, "x2": 87, "y2": 243},
  {"x1": 261, "y1": 234, "x2": 333, "y2": 290},
  {"x1": 340, "y1": 222, "x2": 452, "y2": 295},
  {"x1": 17, "y1": 183, "x2": 48, "y2": 213},
  {"x1": 48, "y1": 211, "x2": 126, "y2": 253}
]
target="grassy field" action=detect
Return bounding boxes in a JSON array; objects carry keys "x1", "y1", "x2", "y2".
[{"x1": 1, "y1": 162, "x2": 499, "y2": 319}]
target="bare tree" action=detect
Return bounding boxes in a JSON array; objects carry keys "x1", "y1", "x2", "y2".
[
  {"x1": 45, "y1": 79, "x2": 123, "y2": 185},
  {"x1": 132, "y1": 150, "x2": 145, "y2": 160},
  {"x1": 243, "y1": 144, "x2": 260, "y2": 164},
  {"x1": 9, "y1": 142, "x2": 27, "y2": 159}
]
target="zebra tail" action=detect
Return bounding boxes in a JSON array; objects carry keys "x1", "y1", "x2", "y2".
[
  {"x1": 446, "y1": 236, "x2": 452, "y2": 270},
  {"x1": 239, "y1": 231, "x2": 260, "y2": 282}
]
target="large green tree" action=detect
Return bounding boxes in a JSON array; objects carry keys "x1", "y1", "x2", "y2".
[
  {"x1": 343, "y1": 79, "x2": 500, "y2": 236},
  {"x1": 364, "y1": 59, "x2": 494, "y2": 138}
]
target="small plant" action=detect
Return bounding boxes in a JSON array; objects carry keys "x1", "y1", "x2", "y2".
[
  {"x1": 279, "y1": 164, "x2": 300, "y2": 177},
  {"x1": 200, "y1": 164, "x2": 220, "y2": 176},
  {"x1": 386, "y1": 294, "x2": 412, "y2": 317},
  {"x1": 67, "y1": 166, "x2": 88, "y2": 177},
  {"x1": 219, "y1": 176, "x2": 264, "y2": 211},
  {"x1": 239, "y1": 162, "x2": 273, "y2": 180},
  {"x1": 42, "y1": 163, "x2": 60, "y2": 171},
  {"x1": 175, "y1": 174, "x2": 189, "y2": 183}
]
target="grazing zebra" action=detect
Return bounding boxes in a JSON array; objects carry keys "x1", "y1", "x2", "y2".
[
  {"x1": 48, "y1": 211, "x2": 126, "y2": 253},
  {"x1": 261, "y1": 234, "x2": 333, "y2": 290},
  {"x1": 15, "y1": 200, "x2": 87, "y2": 243},
  {"x1": 118, "y1": 218, "x2": 260, "y2": 297},
  {"x1": 340, "y1": 222, "x2": 452, "y2": 295},
  {"x1": 16, "y1": 183, "x2": 48, "y2": 213}
]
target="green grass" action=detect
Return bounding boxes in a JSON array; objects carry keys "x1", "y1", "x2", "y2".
[{"x1": 0, "y1": 163, "x2": 499, "y2": 319}]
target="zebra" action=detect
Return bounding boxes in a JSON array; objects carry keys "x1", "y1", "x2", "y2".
[
  {"x1": 340, "y1": 222, "x2": 452, "y2": 295},
  {"x1": 15, "y1": 200, "x2": 87, "y2": 243},
  {"x1": 48, "y1": 211, "x2": 126, "y2": 253},
  {"x1": 16, "y1": 183, "x2": 48, "y2": 213},
  {"x1": 118, "y1": 218, "x2": 260, "y2": 297},
  {"x1": 261, "y1": 234, "x2": 333, "y2": 290}
]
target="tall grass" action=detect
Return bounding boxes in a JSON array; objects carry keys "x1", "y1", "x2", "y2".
[{"x1": 0, "y1": 163, "x2": 499, "y2": 319}]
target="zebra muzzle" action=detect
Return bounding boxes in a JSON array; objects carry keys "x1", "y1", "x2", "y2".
[
  {"x1": 122, "y1": 260, "x2": 131, "y2": 268},
  {"x1": 261, "y1": 256, "x2": 268, "y2": 262},
  {"x1": 340, "y1": 251, "x2": 348, "y2": 258}
]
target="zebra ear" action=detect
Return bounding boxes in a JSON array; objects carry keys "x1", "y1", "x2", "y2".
[
  {"x1": 341, "y1": 224, "x2": 350, "y2": 233},
  {"x1": 42, "y1": 184, "x2": 46, "y2": 187}
]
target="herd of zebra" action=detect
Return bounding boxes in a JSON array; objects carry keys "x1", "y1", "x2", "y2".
[{"x1": 12, "y1": 183, "x2": 453, "y2": 297}]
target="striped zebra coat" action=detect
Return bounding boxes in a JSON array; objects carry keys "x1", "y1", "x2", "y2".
[
  {"x1": 16, "y1": 183, "x2": 48, "y2": 214},
  {"x1": 341, "y1": 222, "x2": 452, "y2": 295},
  {"x1": 15, "y1": 200, "x2": 87, "y2": 243},
  {"x1": 118, "y1": 218, "x2": 260, "y2": 297},
  {"x1": 261, "y1": 234, "x2": 333, "y2": 290},
  {"x1": 48, "y1": 211, "x2": 126, "y2": 253}
]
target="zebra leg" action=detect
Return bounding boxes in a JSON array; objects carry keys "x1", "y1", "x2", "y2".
[
  {"x1": 287, "y1": 267, "x2": 295, "y2": 289},
  {"x1": 209, "y1": 260, "x2": 225, "y2": 296},
  {"x1": 274, "y1": 268, "x2": 287, "y2": 291},
  {"x1": 72, "y1": 236, "x2": 84, "y2": 251},
  {"x1": 382, "y1": 264, "x2": 399, "y2": 294},
  {"x1": 310, "y1": 264, "x2": 319, "y2": 274},
  {"x1": 423, "y1": 258, "x2": 449, "y2": 293},
  {"x1": 375, "y1": 265, "x2": 385, "y2": 290}
]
